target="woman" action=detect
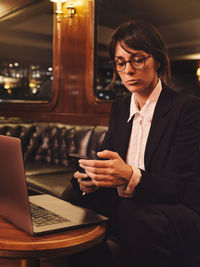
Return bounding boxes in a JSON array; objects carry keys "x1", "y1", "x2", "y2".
[{"x1": 72, "y1": 20, "x2": 200, "y2": 267}]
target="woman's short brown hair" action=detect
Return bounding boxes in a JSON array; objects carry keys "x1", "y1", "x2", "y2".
[{"x1": 108, "y1": 20, "x2": 171, "y2": 85}]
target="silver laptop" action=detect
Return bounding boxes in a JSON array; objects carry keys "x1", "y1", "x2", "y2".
[{"x1": 0, "y1": 135, "x2": 108, "y2": 235}]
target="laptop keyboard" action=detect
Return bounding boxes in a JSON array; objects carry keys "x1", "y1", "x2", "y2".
[{"x1": 30, "y1": 202, "x2": 70, "y2": 227}]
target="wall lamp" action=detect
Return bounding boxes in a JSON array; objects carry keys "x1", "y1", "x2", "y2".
[
  {"x1": 50, "y1": 0, "x2": 76, "y2": 22},
  {"x1": 66, "y1": 3, "x2": 76, "y2": 18}
]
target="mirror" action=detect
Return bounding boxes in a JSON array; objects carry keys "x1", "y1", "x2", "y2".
[
  {"x1": 95, "y1": 0, "x2": 200, "y2": 100},
  {"x1": 0, "y1": 0, "x2": 53, "y2": 102}
]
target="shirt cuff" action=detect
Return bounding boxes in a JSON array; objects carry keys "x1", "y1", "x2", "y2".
[{"x1": 117, "y1": 166, "x2": 142, "y2": 198}]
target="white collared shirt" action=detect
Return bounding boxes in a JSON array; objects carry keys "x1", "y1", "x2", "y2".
[{"x1": 117, "y1": 80, "x2": 162, "y2": 197}]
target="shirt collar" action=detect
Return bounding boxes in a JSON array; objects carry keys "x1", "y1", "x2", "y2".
[{"x1": 127, "y1": 79, "x2": 162, "y2": 122}]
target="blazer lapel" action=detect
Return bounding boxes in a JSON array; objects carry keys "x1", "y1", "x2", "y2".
[{"x1": 144, "y1": 85, "x2": 174, "y2": 170}]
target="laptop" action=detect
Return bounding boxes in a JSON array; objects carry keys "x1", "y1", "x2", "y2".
[{"x1": 0, "y1": 135, "x2": 108, "y2": 235}]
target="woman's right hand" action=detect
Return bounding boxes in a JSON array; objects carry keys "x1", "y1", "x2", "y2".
[{"x1": 73, "y1": 171, "x2": 99, "y2": 194}]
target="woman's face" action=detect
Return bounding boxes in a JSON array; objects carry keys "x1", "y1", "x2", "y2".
[{"x1": 114, "y1": 42, "x2": 159, "y2": 97}]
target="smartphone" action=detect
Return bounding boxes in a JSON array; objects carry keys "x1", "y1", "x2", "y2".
[{"x1": 69, "y1": 153, "x2": 91, "y2": 180}]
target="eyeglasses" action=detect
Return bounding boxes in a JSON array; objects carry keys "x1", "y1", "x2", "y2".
[{"x1": 110, "y1": 54, "x2": 151, "y2": 72}]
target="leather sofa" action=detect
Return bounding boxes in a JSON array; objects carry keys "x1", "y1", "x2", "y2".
[{"x1": 0, "y1": 121, "x2": 107, "y2": 202}]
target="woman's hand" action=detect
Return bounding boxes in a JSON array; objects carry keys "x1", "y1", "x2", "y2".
[
  {"x1": 73, "y1": 171, "x2": 99, "y2": 194},
  {"x1": 78, "y1": 150, "x2": 133, "y2": 188}
]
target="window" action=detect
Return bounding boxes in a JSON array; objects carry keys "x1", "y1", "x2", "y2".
[{"x1": 0, "y1": 0, "x2": 53, "y2": 102}]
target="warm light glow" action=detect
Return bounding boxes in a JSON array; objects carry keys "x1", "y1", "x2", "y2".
[
  {"x1": 50, "y1": 0, "x2": 66, "y2": 13},
  {"x1": 50, "y1": 0, "x2": 67, "y2": 3},
  {"x1": 50, "y1": 0, "x2": 67, "y2": 21},
  {"x1": 4, "y1": 83, "x2": 10, "y2": 90},
  {"x1": 172, "y1": 53, "x2": 200, "y2": 60},
  {"x1": 29, "y1": 82, "x2": 37, "y2": 88},
  {"x1": 197, "y1": 67, "x2": 200, "y2": 76},
  {"x1": 50, "y1": 0, "x2": 67, "y2": 2},
  {"x1": 50, "y1": 0, "x2": 79, "y2": 22},
  {"x1": 197, "y1": 66, "x2": 200, "y2": 81},
  {"x1": 66, "y1": 4, "x2": 76, "y2": 18}
]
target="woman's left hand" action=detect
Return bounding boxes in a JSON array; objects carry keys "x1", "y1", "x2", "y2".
[{"x1": 78, "y1": 150, "x2": 133, "y2": 188}]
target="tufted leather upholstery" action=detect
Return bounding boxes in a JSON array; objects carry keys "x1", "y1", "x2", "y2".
[{"x1": 0, "y1": 121, "x2": 107, "y2": 201}]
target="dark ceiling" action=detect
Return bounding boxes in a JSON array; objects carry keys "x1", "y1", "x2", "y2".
[
  {"x1": 97, "y1": 0, "x2": 200, "y2": 59},
  {"x1": 98, "y1": 0, "x2": 200, "y2": 27}
]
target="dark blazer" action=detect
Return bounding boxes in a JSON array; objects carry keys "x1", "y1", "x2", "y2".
[{"x1": 102, "y1": 84, "x2": 200, "y2": 214}]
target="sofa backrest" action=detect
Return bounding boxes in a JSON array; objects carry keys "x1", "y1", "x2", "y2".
[{"x1": 0, "y1": 122, "x2": 108, "y2": 167}]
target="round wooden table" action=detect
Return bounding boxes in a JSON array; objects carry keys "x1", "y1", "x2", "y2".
[{"x1": 0, "y1": 216, "x2": 106, "y2": 267}]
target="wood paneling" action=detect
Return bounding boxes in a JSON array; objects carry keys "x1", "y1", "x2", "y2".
[{"x1": 53, "y1": 0, "x2": 111, "y2": 116}]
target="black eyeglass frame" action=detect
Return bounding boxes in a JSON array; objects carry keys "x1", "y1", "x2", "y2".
[{"x1": 110, "y1": 54, "x2": 151, "y2": 72}]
